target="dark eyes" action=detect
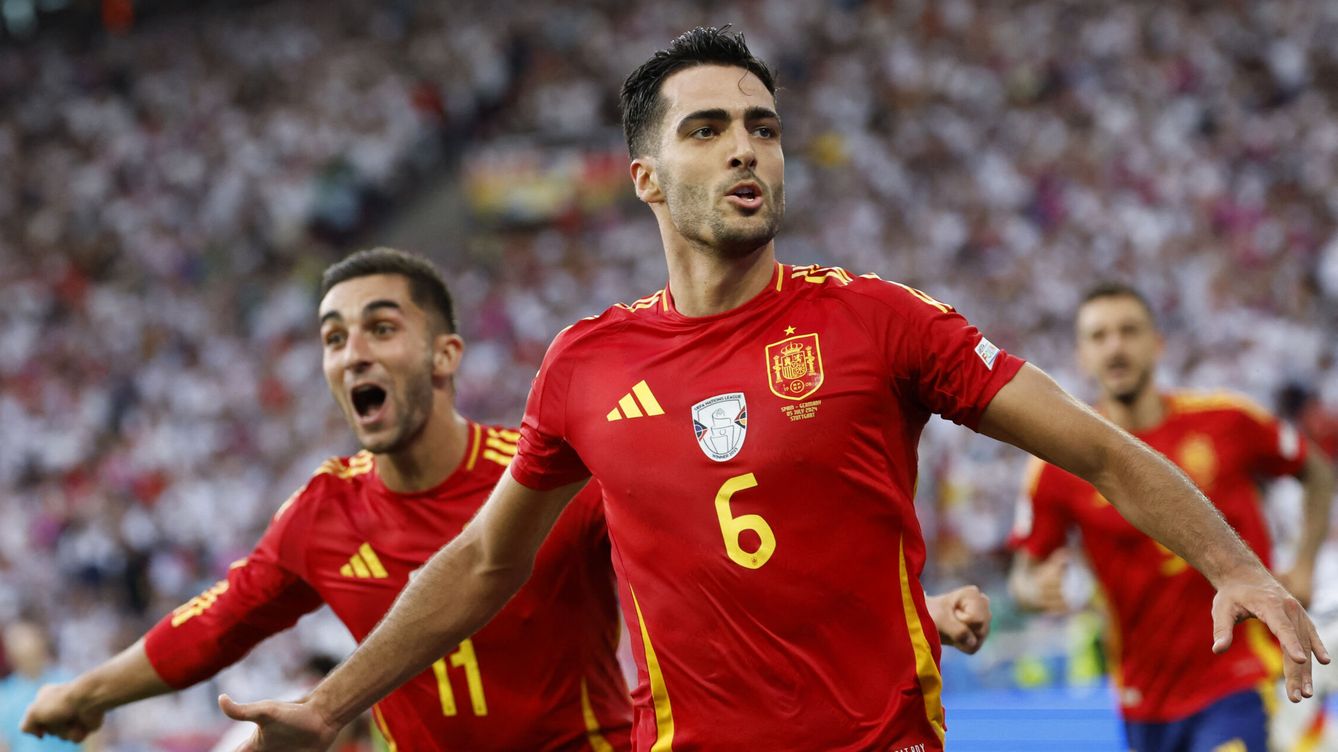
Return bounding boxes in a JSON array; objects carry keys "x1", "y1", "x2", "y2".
[
  {"x1": 689, "y1": 125, "x2": 778, "y2": 139},
  {"x1": 322, "y1": 322, "x2": 394, "y2": 347}
]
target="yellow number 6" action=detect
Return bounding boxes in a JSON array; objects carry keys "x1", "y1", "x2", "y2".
[{"x1": 715, "y1": 473, "x2": 776, "y2": 569}]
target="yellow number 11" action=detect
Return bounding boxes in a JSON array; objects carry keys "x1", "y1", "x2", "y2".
[{"x1": 433, "y1": 638, "x2": 488, "y2": 716}]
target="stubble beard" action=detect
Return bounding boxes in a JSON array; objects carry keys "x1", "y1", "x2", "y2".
[
  {"x1": 359, "y1": 356, "x2": 435, "y2": 455},
  {"x1": 1109, "y1": 365, "x2": 1154, "y2": 406},
  {"x1": 665, "y1": 174, "x2": 785, "y2": 259}
]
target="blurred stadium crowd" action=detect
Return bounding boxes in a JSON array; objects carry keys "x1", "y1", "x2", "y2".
[{"x1": 3, "y1": 0, "x2": 1337, "y2": 747}]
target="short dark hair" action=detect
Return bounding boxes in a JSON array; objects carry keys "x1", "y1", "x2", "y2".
[
  {"x1": 1078, "y1": 281, "x2": 1156, "y2": 325},
  {"x1": 620, "y1": 26, "x2": 778, "y2": 158},
  {"x1": 320, "y1": 247, "x2": 458, "y2": 334}
]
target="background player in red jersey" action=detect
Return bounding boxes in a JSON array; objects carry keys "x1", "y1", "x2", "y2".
[
  {"x1": 225, "y1": 28, "x2": 1328, "y2": 752},
  {"x1": 20, "y1": 247, "x2": 634, "y2": 751},
  {"x1": 1009, "y1": 282, "x2": 1335, "y2": 752}
]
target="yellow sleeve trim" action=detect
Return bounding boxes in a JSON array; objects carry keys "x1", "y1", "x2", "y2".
[
  {"x1": 312, "y1": 451, "x2": 375, "y2": 480},
  {"x1": 1167, "y1": 390, "x2": 1272, "y2": 424}
]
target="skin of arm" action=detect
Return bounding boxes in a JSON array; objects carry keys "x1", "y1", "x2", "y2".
[
  {"x1": 1276, "y1": 443, "x2": 1336, "y2": 608},
  {"x1": 221, "y1": 473, "x2": 585, "y2": 750},
  {"x1": 925, "y1": 586, "x2": 992, "y2": 654},
  {"x1": 980, "y1": 364, "x2": 1329, "y2": 701},
  {"x1": 20, "y1": 639, "x2": 170, "y2": 742}
]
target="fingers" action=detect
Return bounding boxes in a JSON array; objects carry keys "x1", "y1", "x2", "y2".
[
  {"x1": 941, "y1": 620, "x2": 978, "y2": 652},
  {"x1": 954, "y1": 589, "x2": 991, "y2": 623},
  {"x1": 941, "y1": 587, "x2": 991, "y2": 653},
  {"x1": 1311, "y1": 618, "x2": 1331, "y2": 665},
  {"x1": 219, "y1": 694, "x2": 274, "y2": 724},
  {"x1": 19, "y1": 708, "x2": 43, "y2": 736},
  {"x1": 1210, "y1": 592, "x2": 1237, "y2": 655}
]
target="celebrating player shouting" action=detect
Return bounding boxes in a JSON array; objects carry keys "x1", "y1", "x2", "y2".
[
  {"x1": 21, "y1": 248, "x2": 633, "y2": 751},
  {"x1": 224, "y1": 28, "x2": 1327, "y2": 752},
  {"x1": 1010, "y1": 283, "x2": 1335, "y2": 751}
]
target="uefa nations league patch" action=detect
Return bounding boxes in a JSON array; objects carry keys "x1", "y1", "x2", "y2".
[
  {"x1": 975, "y1": 337, "x2": 1000, "y2": 370},
  {"x1": 692, "y1": 393, "x2": 748, "y2": 462}
]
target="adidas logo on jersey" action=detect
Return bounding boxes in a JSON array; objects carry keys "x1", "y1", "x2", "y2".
[
  {"x1": 606, "y1": 380, "x2": 665, "y2": 421},
  {"x1": 340, "y1": 543, "x2": 389, "y2": 579}
]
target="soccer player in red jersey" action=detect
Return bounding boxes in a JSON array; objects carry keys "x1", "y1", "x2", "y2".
[
  {"x1": 20, "y1": 248, "x2": 634, "y2": 751},
  {"x1": 1009, "y1": 282, "x2": 1335, "y2": 751},
  {"x1": 226, "y1": 28, "x2": 1328, "y2": 752}
]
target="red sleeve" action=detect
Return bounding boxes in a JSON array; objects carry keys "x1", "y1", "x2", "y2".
[
  {"x1": 1234, "y1": 402, "x2": 1308, "y2": 478},
  {"x1": 847, "y1": 277, "x2": 1025, "y2": 429},
  {"x1": 143, "y1": 488, "x2": 324, "y2": 689},
  {"x1": 511, "y1": 325, "x2": 593, "y2": 491},
  {"x1": 1008, "y1": 459, "x2": 1071, "y2": 560}
]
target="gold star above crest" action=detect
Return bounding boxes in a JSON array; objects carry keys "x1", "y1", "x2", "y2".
[{"x1": 784, "y1": 326, "x2": 796, "y2": 335}]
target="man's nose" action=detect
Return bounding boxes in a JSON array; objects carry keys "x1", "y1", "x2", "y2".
[
  {"x1": 727, "y1": 125, "x2": 757, "y2": 170},
  {"x1": 341, "y1": 331, "x2": 373, "y2": 372}
]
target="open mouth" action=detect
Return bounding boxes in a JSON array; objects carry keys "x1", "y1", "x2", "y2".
[
  {"x1": 351, "y1": 384, "x2": 388, "y2": 420},
  {"x1": 726, "y1": 183, "x2": 763, "y2": 210}
]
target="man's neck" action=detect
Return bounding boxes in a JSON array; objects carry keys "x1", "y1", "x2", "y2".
[
  {"x1": 663, "y1": 241, "x2": 777, "y2": 318},
  {"x1": 375, "y1": 406, "x2": 470, "y2": 494},
  {"x1": 1100, "y1": 385, "x2": 1166, "y2": 433}
]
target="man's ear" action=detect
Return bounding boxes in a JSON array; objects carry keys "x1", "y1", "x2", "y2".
[
  {"x1": 631, "y1": 157, "x2": 664, "y2": 204},
  {"x1": 432, "y1": 333, "x2": 465, "y2": 381}
]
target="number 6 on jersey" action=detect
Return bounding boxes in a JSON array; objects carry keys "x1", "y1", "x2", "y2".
[{"x1": 715, "y1": 473, "x2": 776, "y2": 569}]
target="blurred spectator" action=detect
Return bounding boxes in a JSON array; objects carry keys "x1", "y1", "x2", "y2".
[{"x1": 0, "y1": 621, "x2": 84, "y2": 751}]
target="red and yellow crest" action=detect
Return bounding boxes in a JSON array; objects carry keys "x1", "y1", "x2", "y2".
[{"x1": 765, "y1": 333, "x2": 824, "y2": 401}]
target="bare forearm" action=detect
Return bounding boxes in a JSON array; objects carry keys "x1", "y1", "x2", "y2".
[
  {"x1": 1092, "y1": 438, "x2": 1263, "y2": 586},
  {"x1": 72, "y1": 639, "x2": 172, "y2": 712},
  {"x1": 1295, "y1": 448, "x2": 1336, "y2": 570},
  {"x1": 311, "y1": 531, "x2": 530, "y2": 726},
  {"x1": 980, "y1": 367, "x2": 1267, "y2": 588}
]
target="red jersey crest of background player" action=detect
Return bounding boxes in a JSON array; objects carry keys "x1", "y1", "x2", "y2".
[{"x1": 766, "y1": 332, "x2": 824, "y2": 400}]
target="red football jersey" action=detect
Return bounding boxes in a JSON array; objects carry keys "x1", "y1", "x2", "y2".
[
  {"x1": 1012, "y1": 391, "x2": 1307, "y2": 722},
  {"x1": 144, "y1": 423, "x2": 631, "y2": 751},
  {"x1": 511, "y1": 263, "x2": 1025, "y2": 751}
]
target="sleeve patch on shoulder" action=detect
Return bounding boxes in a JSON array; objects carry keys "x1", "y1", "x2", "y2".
[{"x1": 975, "y1": 337, "x2": 1000, "y2": 370}]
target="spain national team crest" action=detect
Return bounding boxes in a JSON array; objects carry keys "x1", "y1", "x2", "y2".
[
  {"x1": 692, "y1": 393, "x2": 748, "y2": 462},
  {"x1": 765, "y1": 333, "x2": 824, "y2": 401}
]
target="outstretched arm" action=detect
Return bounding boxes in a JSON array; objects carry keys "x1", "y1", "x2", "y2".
[
  {"x1": 23, "y1": 535, "x2": 320, "y2": 743},
  {"x1": 980, "y1": 363, "x2": 1329, "y2": 702},
  {"x1": 20, "y1": 639, "x2": 169, "y2": 743},
  {"x1": 221, "y1": 472, "x2": 584, "y2": 751}
]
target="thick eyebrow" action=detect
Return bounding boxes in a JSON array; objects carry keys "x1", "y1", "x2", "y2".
[
  {"x1": 319, "y1": 299, "x2": 403, "y2": 326},
  {"x1": 676, "y1": 106, "x2": 781, "y2": 132}
]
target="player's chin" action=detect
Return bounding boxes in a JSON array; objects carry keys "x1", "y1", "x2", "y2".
[{"x1": 354, "y1": 426, "x2": 401, "y2": 454}]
